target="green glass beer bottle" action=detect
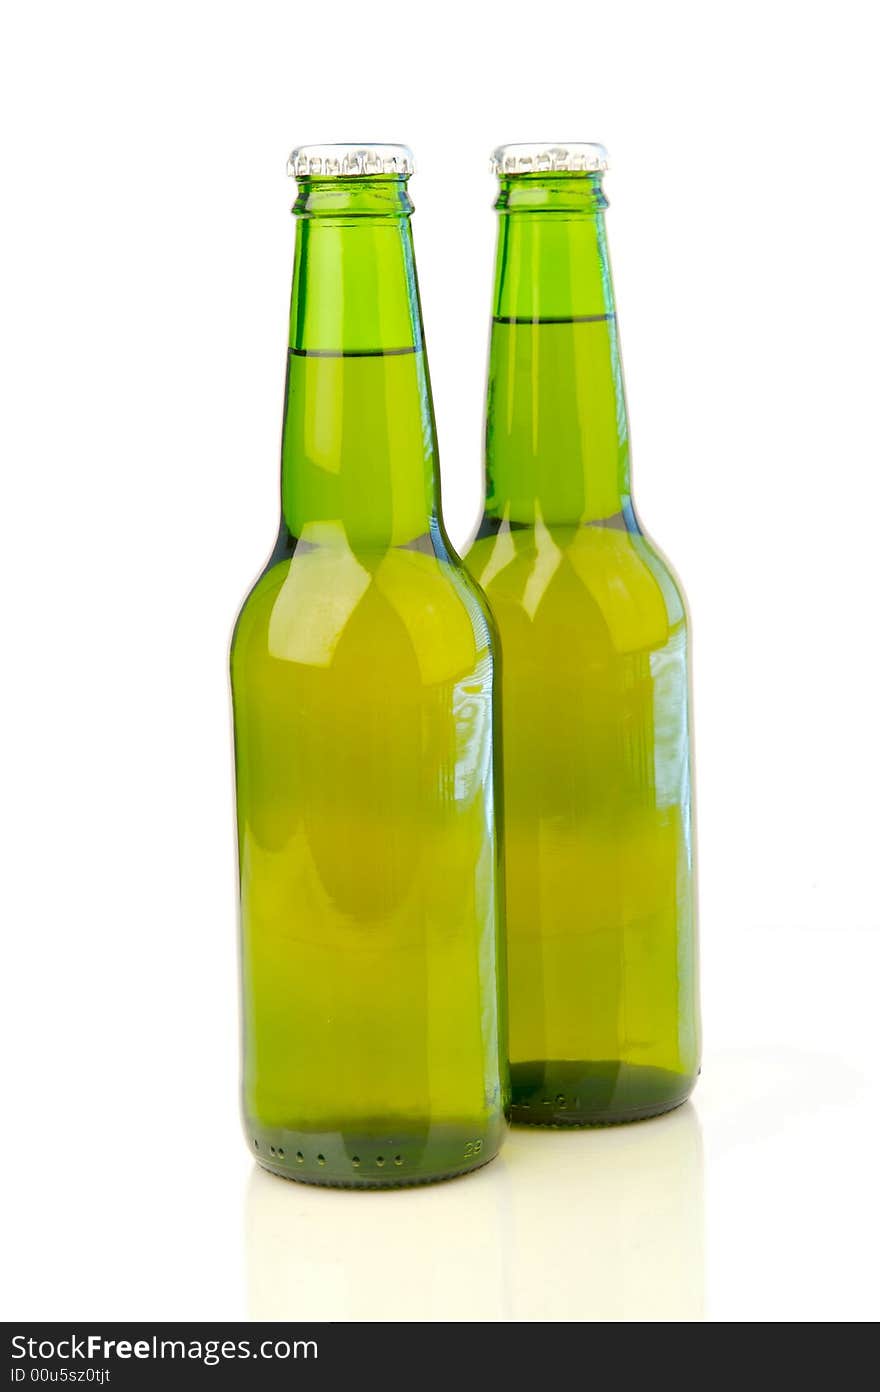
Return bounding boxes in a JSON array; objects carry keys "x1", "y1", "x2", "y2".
[
  {"x1": 231, "y1": 144, "x2": 506, "y2": 1185},
  {"x1": 466, "y1": 143, "x2": 700, "y2": 1125}
]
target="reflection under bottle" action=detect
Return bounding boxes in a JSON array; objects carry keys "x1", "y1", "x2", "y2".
[
  {"x1": 505, "y1": 1102, "x2": 704, "y2": 1320},
  {"x1": 245, "y1": 1152, "x2": 512, "y2": 1321},
  {"x1": 244, "y1": 1103, "x2": 704, "y2": 1321}
]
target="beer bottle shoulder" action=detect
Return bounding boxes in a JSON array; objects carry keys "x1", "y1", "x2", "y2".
[
  {"x1": 465, "y1": 518, "x2": 688, "y2": 656},
  {"x1": 231, "y1": 537, "x2": 496, "y2": 689}
]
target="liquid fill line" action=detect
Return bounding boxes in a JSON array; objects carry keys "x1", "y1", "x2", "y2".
[
  {"x1": 492, "y1": 314, "x2": 614, "y2": 325},
  {"x1": 288, "y1": 345, "x2": 421, "y2": 359}
]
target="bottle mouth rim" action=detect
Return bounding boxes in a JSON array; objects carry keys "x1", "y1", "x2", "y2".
[
  {"x1": 288, "y1": 144, "x2": 414, "y2": 179},
  {"x1": 491, "y1": 143, "x2": 609, "y2": 176}
]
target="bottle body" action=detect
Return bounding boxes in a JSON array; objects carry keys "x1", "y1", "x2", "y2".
[
  {"x1": 466, "y1": 161, "x2": 699, "y2": 1124},
  {"x1": 232, "y1": 162, "x2": 506, "y2": 1183}
]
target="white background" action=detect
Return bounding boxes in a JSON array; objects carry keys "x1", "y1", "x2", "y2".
[{"x1": 2, "y1": 0, "x2": 878, "y2": 1322}]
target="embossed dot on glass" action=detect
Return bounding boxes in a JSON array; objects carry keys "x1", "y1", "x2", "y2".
[
  {"x1": 465, "y1": 143, "x2": 701, "y2": 1124},
  {"x1": 231, "y1": 145, "x2": 507, "y2": 1185}
]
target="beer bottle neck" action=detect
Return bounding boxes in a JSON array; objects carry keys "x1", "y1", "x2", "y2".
[
  {"x1": 280, "y1": 177, "x2": 439, "y2": 548},
  {"x1": 485, "y1": 173, "x2": 631, "y2": 527}
]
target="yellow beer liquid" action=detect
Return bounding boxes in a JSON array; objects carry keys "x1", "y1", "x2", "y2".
[
  {"x1": 233, "y1": 348, "x2": 506, "y2": 1183},
  {"x1": 468, "y1": 307, "x2": 699, "y2": 1124}
]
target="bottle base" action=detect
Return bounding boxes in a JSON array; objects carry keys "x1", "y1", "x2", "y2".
[
  {"x1": 509, "y1": 1059, "x2": 697, "y2": 1127},
  {"x1": 245, "y1": 1115, "x2": 504, "y2": 1189}
]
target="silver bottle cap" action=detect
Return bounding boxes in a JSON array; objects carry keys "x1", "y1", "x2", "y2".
[
  {"x1": 491, "y1": 142, "x2": 609, "y2": 175},
  {"x1": 287, "y1": 143, "x2": 415, "y2": 178}
]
